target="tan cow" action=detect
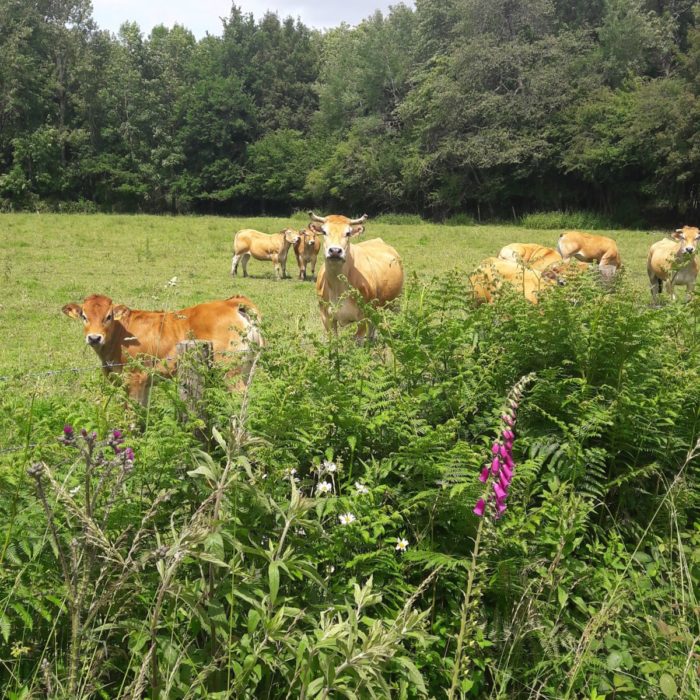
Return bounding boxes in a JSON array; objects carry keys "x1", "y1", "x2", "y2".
[
  {"x1": 309, "y1": 212, "x2": 404, "y2": 340},
  {"x1": 557, "y1": 231, "x2": 621, "y2": 270},
  {"x1": 647, "y1": 226, "x2": 700, "y2": 302},
  {"x1": 470, "y1": 257, "x2": 557, "y2": 305},
  {"x1": 498, "y1": 243, "x2": 563, "y2": 272},
  {"x1": 293, "y1": 227, "x2": 321, "y2": 280},
  {"x1": 231, "y1": 228, "x2": 300, "y2": 279},
  {"x1": 62, "y1": 294, "x2": 262, "y2": 405}
]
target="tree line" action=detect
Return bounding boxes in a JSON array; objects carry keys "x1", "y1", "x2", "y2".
[{"x1": 2, "y1": 0, "x2": 700, "y2": 224}]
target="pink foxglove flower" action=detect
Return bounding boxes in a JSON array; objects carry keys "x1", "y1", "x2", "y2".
[{"x1": 473, "y1": 498, "x2": 486, "y2": 517}]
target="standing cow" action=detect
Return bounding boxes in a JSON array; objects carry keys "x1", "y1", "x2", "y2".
[
  {"x1": 231, "y1": 228, "x2": 300, "y2": 280},
  {"x1": 293, "y1": 227, "x2": 321, "y2": 280},
  {"x1": 557, "y1": 231, "x2": 622, "y2": 270},
  {"x1": 309, "y1": 212, "x2": 404, "y2": 340},
  {"x1": 647, "y1": 226, "x2": 700, "y2": 302}
]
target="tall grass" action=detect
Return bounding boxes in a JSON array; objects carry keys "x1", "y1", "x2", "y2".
[{"x1": 1, "y1": 268, "x2": 698, "y2": 697}]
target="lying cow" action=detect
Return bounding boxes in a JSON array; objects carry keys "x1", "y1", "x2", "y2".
[
  {"x1": 470, "y1": 257, "x2": 557, "y2": 305},
  {"x1": 309, "y1": 212, "x2": 404, "y2": 340},
  {"x1": 557, "y1": 231, "x2": 621, "y2": 271},
  {"x1": 498, "y1": 243, "x2": 563, "y2": 272},
  {"x1": 293, "y1": 228, "x2": 321, "y2": 280},
  {"x1": 647, "y1": 226, "x2": 700, "y2": 302},
  {"x1": 62, "y1": 294, "x2": 262, "y2": 405},
  {"x1": 231, "y1": 228, "x2": 299, "y2": 280}
]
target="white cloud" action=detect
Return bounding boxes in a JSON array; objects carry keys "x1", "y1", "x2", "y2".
[{"x1": 91, "y1": 0, "x2": 413, "y2": 38}]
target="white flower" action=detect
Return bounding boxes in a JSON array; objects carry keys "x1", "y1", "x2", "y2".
[
  {"x1": 261, "y1": 473, "x2": 268, "y2": 480},
  {"x1": 166, "y1": 276, "x2": 178, "y2": 287},
  {"x1": 316, "y1": 481, "x2": 333, "y2": 495},
  {"x1": 69, "y1": 485, "x2": 81, "y2": 496},
  {"x1": 322, "y1": 460, "x2": 337, "y2": 473},
  {"x1": 354, "y1": 481, "x2": 369, "y2": 495},
  {"x1": 339, "y1": 512, "x2": 356, "y2": 525},
  {"x1": 290, "y1": 468, "x2": 297, "y2": 475},
  {"x1": 395, "y1": 537, "x2": 409, "y2": 552}
]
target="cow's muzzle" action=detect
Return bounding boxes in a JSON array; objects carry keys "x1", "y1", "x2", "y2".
[
  {"x1": 326, "y1": 246, "x2": 344, "y2": 260},
  {"x1": 86, "y1": 333, "x2": 104, "y2": 346}
]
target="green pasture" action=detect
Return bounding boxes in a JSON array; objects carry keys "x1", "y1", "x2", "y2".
[{"x1": 0, "y1": 213, "x2": 661, "y2": 379}]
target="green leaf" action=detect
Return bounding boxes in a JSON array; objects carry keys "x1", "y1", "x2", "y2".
[
  {"x1": 659, "y1": 673, "x2": 677, "y2": 699},
  {"x1": 269, "y1": 561, "x2": 280, "y2": 606},
  {"x1": 606, "y1": 651, "x2": 622, "y2": 671}
]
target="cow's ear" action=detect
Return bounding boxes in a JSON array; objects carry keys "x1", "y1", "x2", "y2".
[
  {"x1": 672, "y1": 228, "x2": 685, "y2": 239},
  {"x1": 349, "y1": 225, "x2": 365, "y2": 237},
  {"x1": 112, "y1": 304, "x2": 130, "y2": 322},
  {"x1": 62, "y1": 303, "x2": 83, "y2": 320},
  {"x1": 309, "y1": 222, "x2": 324, "y2": 234}
]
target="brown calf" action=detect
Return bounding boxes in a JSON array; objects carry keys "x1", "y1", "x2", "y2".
[
  {"x1": 62, "y1": 294, "x2": 262, "y2": 405},
  {"x1": 470, "y1": 257, "x2": 557, "y2": 305},
  {"x1": 293, "y1": 228, "x2": 321, "y2": 280}
]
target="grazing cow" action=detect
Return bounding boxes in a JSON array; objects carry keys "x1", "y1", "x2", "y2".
[
  {"x1": 231, "y1": 228, "x2": 300, "y2": 279},
  {"x1": 62, "y1": 294, "x2": 262, "y2": 405},
  {"x1": 293, "y1": 227, "x2": 321, "y2": 280},
  {"x1": 647, "y1": 226, "x2": 700, "y2": 302},
  {"x1": 498, "y1": 243, "x2": 563, "y2": 272},
  {"x1": 470, "y1": 257, "x2": 557, "y2": 305},
  {"x1": 309, "y1": 212, "x2": 404, "y2": 340},
  {"x1": 557, "y1": 231, "x2": 622, "y2": 269}
]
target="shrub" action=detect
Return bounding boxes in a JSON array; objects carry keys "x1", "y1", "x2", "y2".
[{"x1": 521, "y1": 210, "x2": 620, "y2": 230}]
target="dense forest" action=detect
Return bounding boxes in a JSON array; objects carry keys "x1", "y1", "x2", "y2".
[{"x1": 2, "y1": 0, "x2": 700, "y2": 224}]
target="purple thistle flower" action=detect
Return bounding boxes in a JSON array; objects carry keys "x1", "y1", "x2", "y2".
[
  {"x1": 473, "y1": 498, "x2": 486, "y2": 517},
  {"x1": 124, "y1": 447, "x2": 135, "y2": 463},
  {"x1": 63, "y1": 425, "x2": 74, "y2": 437},
  {"x1": 479, "y1": 466, "x2": 490, "y2": 483},
  {"x1": 491, "y1": 456, "x2": 501, "y2": 474},
  {"x1": 80, "y1": 428, "x2": 88, "y2": 438}
]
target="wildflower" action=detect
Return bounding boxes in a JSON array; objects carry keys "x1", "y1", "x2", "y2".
[
  {"x1": 490, "y1": 456, "x2": 501, "y2": 474},
  {"x1": 322, "y1": 460, "x2": 337, "y2": 473},
  {"x1": 59, "y1": 424, "x2": 75, "y2": 445},
  {"x1": 166, "y1": 276, "x2": 178, "y2": 287},
  {"x1": 491, "y1": 442, "x2": 501, "y2": 455},
  {"x1": 355, "y1": 481, "x2": 369, "y2": 495},
  {"x1": 11, "y1": 642, "x2": 31, "y2": 658},
  {"x1": 478, "y1": 466, "x2": 490, "y2": 483},
  {"x1": 473, "y1": 498, "x2": 486, "y2": 517},
  {"x1": 69, "y1": 485, "x2": 81, "y2": 496},
  {"x1": 123, "y1": 447, "x2": 135, "y2": 465},
  {"x1": 395, "y1": 537, "x2": 409, "y2": 552},
  {"x1": 493, "y1": 480, "x2": 507, "y2": 501},
  {"x1": 316, "y1": 481, "x2": 332, "y2": 495},
  {"x1": 339, "y1": 512, "x2": 356, "y2": 525}
]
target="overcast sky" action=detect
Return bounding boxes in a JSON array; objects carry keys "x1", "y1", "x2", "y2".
[{"x1": 90, "y1": 1, "x2": 413, "y2": 37}]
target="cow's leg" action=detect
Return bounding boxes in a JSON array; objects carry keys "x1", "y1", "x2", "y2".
[
  {"x1": 310, "y1": 259, "x2": 317, "y2": 279},
  {"x1": 241, "y1": 253, "x2": 250, "y2": 277},
  {"x1": 271, "y1": 254, "x2": 282, "y2": 280},
  {"x1": 280, "y1": 253, "x2": 288, "y2": 279},
  {"x1": 127, "y1": 371, "x2": 153, "y2": 407},
  {"x1": 299, "y1": 262, "x2": 306, "y2": 280},
  {"x1": 231, "y1": 253, "x2": 242, "y2": 276}
]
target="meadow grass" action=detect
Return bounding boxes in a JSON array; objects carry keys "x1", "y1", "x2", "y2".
[{"x1": 0, "y1": 213, "x2": 661, "y2": 379}]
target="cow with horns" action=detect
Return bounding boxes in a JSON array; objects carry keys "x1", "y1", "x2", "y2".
[{"x1": 308, "y1": 212, "x2": 404, "y2": 340}]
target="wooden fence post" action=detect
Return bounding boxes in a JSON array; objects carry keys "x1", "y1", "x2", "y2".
[{"x1": 176, "y1": 340, "x2": 213, "y2": 438}]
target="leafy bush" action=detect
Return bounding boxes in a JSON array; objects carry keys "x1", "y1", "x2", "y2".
[
  {"x1": 521, "y1": 210, "x2": 621, "y2": 230},
  {"x1": 444, "y1": 213, "x2": 477, "y2": 226},
  {"x1": 1, "y1": 270, "x2": 698, "y2": 698}
]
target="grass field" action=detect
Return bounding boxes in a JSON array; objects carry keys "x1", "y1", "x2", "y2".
[{"x1": 0, "y1": 213, "x2": 663, "y2": 379}]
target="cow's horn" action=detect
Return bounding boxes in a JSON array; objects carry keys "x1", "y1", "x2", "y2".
[
  {"x1": 308, "y1": 211, "x2": 327, "y2": 223},
  {"x1": 348, "y1": 214, "x2": 368, "y2": 225}
]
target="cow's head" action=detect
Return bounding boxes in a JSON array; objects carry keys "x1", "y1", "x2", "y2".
[
  {"x1": 672, "y1": 226, "x2": 700, "y2": 255},
  {"x1": 300, "y1": 228, "x2": 319, "y2": 250},
  {"x1": 308, "y1": 211, "x2": 368, "y2": 263},
  {"x1": 281, "y1": 228, "x2": 301, "y2": 246},
  {"x1": 62, "y1": 294, "x2": 130, "y2": 348}
]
